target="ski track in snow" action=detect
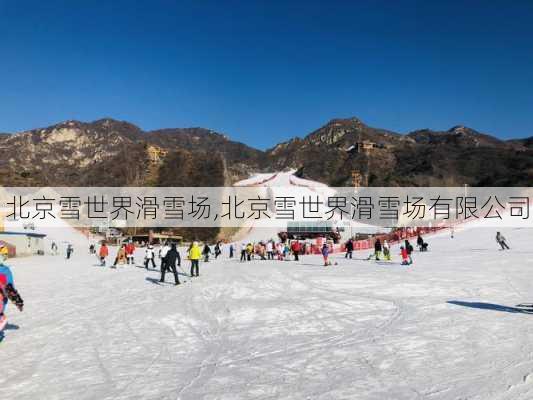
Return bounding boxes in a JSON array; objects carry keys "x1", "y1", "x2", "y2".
[{"x1": 2, "y1": 227, "x2": 533, "y2": 399}]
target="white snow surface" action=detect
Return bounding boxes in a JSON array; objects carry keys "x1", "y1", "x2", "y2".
[{"x1": 2, "y1": 224, "x2": 533, "y2": 400}]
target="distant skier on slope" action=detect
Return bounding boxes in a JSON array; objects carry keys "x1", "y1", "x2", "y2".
[
  {"x1": 99, "y1": 242, "x2": 109, "y2": 266},
  {"x1": 214, "y1": 242, "x2": 222, "y2": 259},
  {"x1": 404, "y1": 240, "x2": 414, "y2": 264},
  {"x1": 202, "y1": 244, "x2": 212, "y2": 262},
  {"x1": 322, "y1": 243, "x2": 330, "y2": 266},
  {"x1": 65, "y1": 244, "x2": 74, "y2": 260},
  {"x1": 383, "y1": 240, "x2": 391, "y2": 261},
  {"x1": 367, "y1": 238, "x2": 382, "y2": 261},
  {"x1": 345, "y1": 238, "x2": 354, "y2": 259},
  {"x1": 0, "y1": 261, "x2": 24, "y2": 333},
  {"x1": 496, "y1": 232, "x2": 510, "y2": 250}
]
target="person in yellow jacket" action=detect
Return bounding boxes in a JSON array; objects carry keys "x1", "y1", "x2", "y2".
[
  {"x1": 188, "y1": 241, "x2": 202, "y2": 277},
  {"x1": 0, "y1": 244, "x2": 9, "y2": 262}
]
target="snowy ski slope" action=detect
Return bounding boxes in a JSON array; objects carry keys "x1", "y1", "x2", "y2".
[{"x1": 2, "y1": 219, "x2": 533, "y2": 399}]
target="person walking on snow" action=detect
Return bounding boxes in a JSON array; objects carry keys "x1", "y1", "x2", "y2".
[
  {"x1": 202, "y1": 244, "x2": 212, "y2": 262},
  {"x1": 99, "y1": 242, "x2": 109, "y2": 266},
  {"x1": 229, "y1": 243, "x2": 234, "y2": 258},
  {"x1": 66, "y1": 244, "x2": 74, "y2": 260},
  {"x1": 214, "y1": 242, "x2": 222, "y2": 259},
  {"x1": 189, "y1": 242, "x2": 201, "y2": 277},
  {"x1": 322, "y1": 243, "x2": 330, "y2": 266},
  {"x1": 51, "y1": 241, "x2": 58, "y2": 256},
  {"x1": 345, "y1": 238, "x2": 354, "y2": 259},
  {"x1": 144, "y1": 245, "x2": 156, "y2": 270},
  {"x1": 239, "y1": 243, "x2": 247, "y2": 262},
  {"x1": 496, "y1": 232, "x2": 510, "y2": 250},
  {"x1": 160, "y1": 243, "x2": 181, "y2": 285},
  {"x1": 266, "y1": 241, "x2": 274, "y2": 260},
  {"x1": 291, "y1": 241, "x2": 301, "y2": 261}
]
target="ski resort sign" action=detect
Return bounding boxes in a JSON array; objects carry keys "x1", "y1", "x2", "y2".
[{"x1": 0, "y1": 187, "x2": 531, "y2": 228}]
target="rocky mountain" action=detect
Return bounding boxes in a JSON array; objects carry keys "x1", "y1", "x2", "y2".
[
  {"x1": 266, "y1": 118, "x2": 533, "y2": 186},
  {"x1": 0, "y1": 117, "x2": 531, "y2": 188},
  {"x1": 0, "y1": 119, "x2": 265, "y2": 187}
]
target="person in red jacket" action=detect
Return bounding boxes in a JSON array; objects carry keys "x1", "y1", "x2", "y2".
[
  {"x1": 290, "y1": 241, "x2": 301, "y2": 261},
  {"x1": 99, "y1": 243, "x2": 109, "y2": 267},
  {"x1": 400, "y1": 246, "x2": 411, "y2": 266},
  {"x1": 125, "y1": 242, "x2": 136, "y2": 265}
]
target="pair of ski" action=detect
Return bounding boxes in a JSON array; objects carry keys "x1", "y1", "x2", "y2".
[{"x1": 515, "y1": 303, "x2": 533, "y2": 312}]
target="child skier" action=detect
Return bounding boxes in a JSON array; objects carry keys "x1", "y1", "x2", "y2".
[
  {"x1": 99, "y1": 242, "x2": 109, "y2": 266},
  {"x1": 0, "y1": 261, "x2": 24, "y2": 333},
  {"x1": 496, "y1": 232, "x2": 510, "y2": 250}
]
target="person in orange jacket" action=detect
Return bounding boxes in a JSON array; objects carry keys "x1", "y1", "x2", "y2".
[
  {"x1": 99, "y1": 243, "x2": 109, "y2": 267},
  {"x1": 125, "y1": 242, "x2": 136, "y2": 265}
]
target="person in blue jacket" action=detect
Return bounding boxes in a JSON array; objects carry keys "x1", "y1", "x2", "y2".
[{"x1": 0, "y1": 261, "x2": 24, "y2": 332}]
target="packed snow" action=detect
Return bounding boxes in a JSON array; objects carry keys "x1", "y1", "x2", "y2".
[{"x1": 2, "y1": 223, "x2": 533, "y2": 400}]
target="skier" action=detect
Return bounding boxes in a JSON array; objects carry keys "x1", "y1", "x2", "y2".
[
  {"x1": 66, "y1": 244, "x2": 74, "y2": 260},
  {"x1": 400, "y1": 246, "x2": 411, "y2": 265},
  {"x1": 0, "y1": 261, "x2": 24, "y2": 333},
  {"x1": 214, "y1": 242, "x2": 222, "y2": 259},
  {"x1": 404, "y1": 240, "x2": 414, "y2": 264},
  {"x1": 189, "y1": 241, "x2": 201, "y2": 277},
  {"x1": 322, "y1": 243, "x2": 330, "y2": 266},
  {"x1": 144, "y1": 245, "x2": 156, "y2": 270},
  {"x1": 113, "y1": 245, "x2": 127, "y2": 267},
  {"x1": 89, "y1": 244, "x2": 95, "y2": 254},
  {"x1": 160, "y1": 242, "x2": 171, "y2": 271},
  {"x1": 246, "y1": 243, "x2": 253, "y2": 261},
  {"x1": 229, "y1": 243, "x2": 234, "y2": 258},
  {"x1": 417, "y1": 234, "x2": 424, "y2": 251},
  {"x1": 345, "y1": 238, "x2": 354, "y2": 259},
  {"x1": 239, "y1": 242, "x2": 247, "y2": 262},
  {"x1": 266, "y1": 241, "x2": 274, "y2": 260},
  {"x1": 496, "y1": 232, "x2": 510, "y2": 250},
  {"x1": 160, "y1": 243, "x2": 181, "y2": 285},
  {"x1": 99, "y1": 242, "x2": 109, "y2": 266},
  {"x1": 383, "y1": 240, "x2": 391, "y2": 261},
  {"x1": 125, "y1": 241, "x2": 135, "y2": 265},
  {"x1": 202, "y1": 244, "x2": 212, "y2": 262},
  {"x1": 51, "y1": 241, "x2": 58, "y2": 255},
  {"x1": 291, "y1": 241, "x2": 301, "y2": 261},
  {"x1": 368, "y1": 239, "x2": 382, "y2": 261}
]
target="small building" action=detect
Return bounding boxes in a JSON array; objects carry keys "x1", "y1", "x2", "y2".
[{"x1": 0, "y1": 231, "x2": 47, "y2": 257}]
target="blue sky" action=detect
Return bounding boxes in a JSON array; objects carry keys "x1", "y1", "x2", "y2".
[{"x1": 1, "y1": 0, "x2": 532, "y2": 149}]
